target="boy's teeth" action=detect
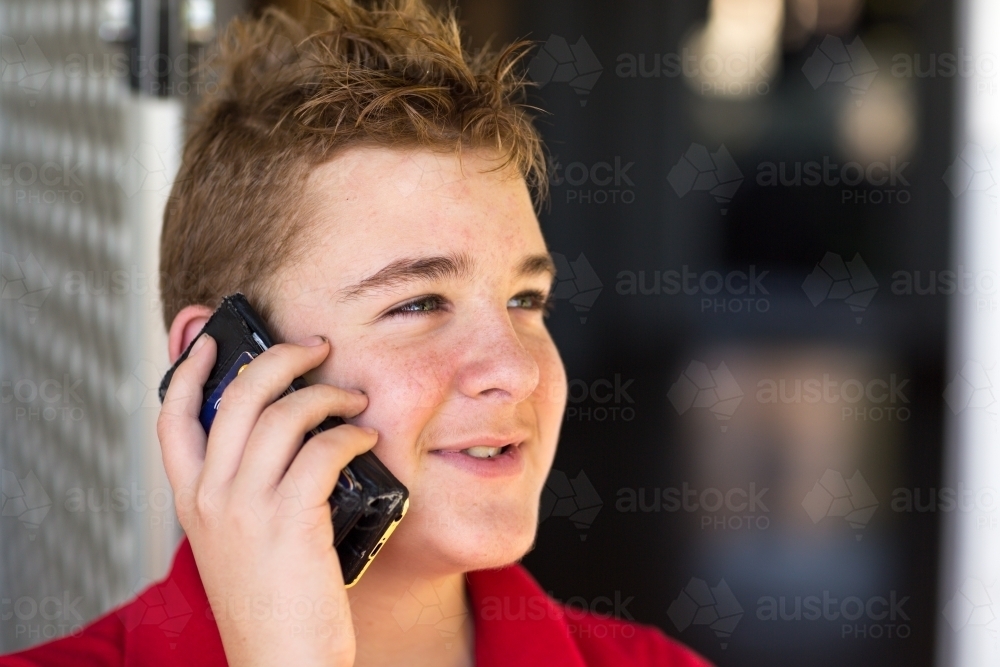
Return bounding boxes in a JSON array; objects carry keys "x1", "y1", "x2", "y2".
[{"x1": 463, "y1": 446, "x2": 503, "y2": 459}]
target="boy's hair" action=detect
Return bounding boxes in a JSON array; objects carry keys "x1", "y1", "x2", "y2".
[{"x1": 159, "y1": 0, "x2": 546, "y2": 330}]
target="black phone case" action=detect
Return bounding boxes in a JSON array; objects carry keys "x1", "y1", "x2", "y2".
[{"x1": 158, "y1": 293, "x2": 409, "y2": 586}]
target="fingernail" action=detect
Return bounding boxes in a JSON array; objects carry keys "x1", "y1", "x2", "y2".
[
  {"x1": 361, "y1": 426, "x2": 377, "y2": 435},
  {"x1": 300, "y1": 335, "x2": 328, "y2": 347},
  {"x1": 349, "y1": 388, "x2": 366, "y2": 395},
  {"x1": 190, "y1": 333, "x2": 210, "y2": 355}
]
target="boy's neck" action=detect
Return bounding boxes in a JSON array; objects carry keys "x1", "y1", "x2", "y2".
[{"x1": 348, "y1": 558, "x2": 474, "y2": 667}]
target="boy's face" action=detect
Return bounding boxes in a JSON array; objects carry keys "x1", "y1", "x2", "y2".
[{"x1": 268, "y1": 147, "x2": 567, "y2": 575}]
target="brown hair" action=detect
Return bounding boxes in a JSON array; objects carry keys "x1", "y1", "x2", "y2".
[{"x1": 159, "y1": 0, "x2": 547, "y2": 330}]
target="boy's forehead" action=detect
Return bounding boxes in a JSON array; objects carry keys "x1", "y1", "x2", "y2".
[
  {"x1": 279, "y1": 145, "x2": 547, "y2": 293},
  {"x1": 300, "y1": 145, "x2": 540, "y2": 245},
  {"x1": 306, "y1": 145, "x2": 526, "y2": 207}
]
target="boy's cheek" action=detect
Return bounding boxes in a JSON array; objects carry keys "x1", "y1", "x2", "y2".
[
  {"x1": 349, "y1": 344, "x2": 455, "y2": 410},
  {"x1": 351, "y1": 363, "x2": 444, "y2": 454},
  {"x1": 531, "y1": 345, "x2": 568, "y2": 409},
  {"x1": 534, "y1": 370, "x2": 568, "y2": 410}
]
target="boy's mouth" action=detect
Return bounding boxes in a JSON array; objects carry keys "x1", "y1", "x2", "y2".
[
  {"x1": 428, "y1": 434, "x2": 527, "y2": 477},
  {"x1": 430, "y1": 443, "x2": 524, "y2": 478},
  {"x1": 429, "y1": 431, "x2": 528, "y2": 456},
  {"x1": 461, "y1": 444, "x2": 512, "y2": 459}
]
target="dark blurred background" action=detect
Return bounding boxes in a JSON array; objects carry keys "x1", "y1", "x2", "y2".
[
  {"x1": 4, "y1": 0, "x2": 1000, "y2": 665},
  {"x1": 469, "y1": 1, "x2": 952, "y2": 665}
]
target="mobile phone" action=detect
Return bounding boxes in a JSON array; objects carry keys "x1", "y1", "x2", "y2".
[{"x1": 158, "y1": 293, "x2": 409, "y2": 587}]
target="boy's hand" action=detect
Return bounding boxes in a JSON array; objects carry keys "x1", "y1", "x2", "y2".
[{"x1": 157, "y1": 333, "x2": 373, "y2": 667}]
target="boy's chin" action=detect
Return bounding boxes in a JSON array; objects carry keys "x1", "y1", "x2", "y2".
[
  {"x1": 463, "y1": 511, "x2": 539, "y2": 566},
  {"x1": 412, "y1": 511, "x2": 539, "y2": 574}
]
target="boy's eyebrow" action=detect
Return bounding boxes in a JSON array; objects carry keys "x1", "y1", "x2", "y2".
[
  {"x1": 519, "y1": 253, "x2": 557, "y2": 281},
  {"x1": 336, "y1": 251, "x2": 556, "y2": 301}
]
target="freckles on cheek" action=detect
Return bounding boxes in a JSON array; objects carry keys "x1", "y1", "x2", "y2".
[
  {"x1": 362, "y1": 346, "x2": 454, "y2": 425},
  {"x1": 360, "y1": 349, "x2": 454, "y2": 486}
]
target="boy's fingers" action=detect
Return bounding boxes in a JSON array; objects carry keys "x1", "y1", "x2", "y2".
[
  {"x1": 200, "y1": 338, "x2": 331, "y2": 489},
  {"x1": 157, "y1": 334, "x2": 215, "y2": 492},
  {"x1": 233, "y1": 384, "x2": 368, "y2": 495},
  {"x1": 277, "y1": 425, "x2": 378, "y2": 514}
]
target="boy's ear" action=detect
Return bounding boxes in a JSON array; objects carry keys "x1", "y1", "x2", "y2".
[{"x1": 168, "y1": 304, "x2": 215, "y2": 364}]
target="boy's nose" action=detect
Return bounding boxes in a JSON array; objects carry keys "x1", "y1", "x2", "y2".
[{"x1": 452, "y1": 308, "x2": 540, "y2": 404}]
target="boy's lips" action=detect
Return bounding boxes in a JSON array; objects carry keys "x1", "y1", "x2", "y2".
[
  {"x1": 429, "y1": 444, "x2": 525, "y2": 478},
  {"x1": 428, "y1": 433, "x2": 529, "y2": 453},
  {"x1": 428, "y1": 433, "x2": 530, "y2": 478}
]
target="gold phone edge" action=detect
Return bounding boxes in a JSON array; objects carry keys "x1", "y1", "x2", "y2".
[{"x1": 343, "y1": 497, "x2": 410, "y2": 588}]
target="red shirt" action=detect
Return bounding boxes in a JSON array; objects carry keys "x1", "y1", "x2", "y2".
[{"x1": 0, "y1": 539, "x2": 710, "y2": 667}]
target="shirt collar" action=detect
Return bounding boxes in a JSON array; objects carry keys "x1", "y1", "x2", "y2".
[
  {"x1": 123, "y1": 539, "x2": 586, "y2": 667},
  {"x1": 467, "y1": 563, "x2": 588, "y2": 667}
]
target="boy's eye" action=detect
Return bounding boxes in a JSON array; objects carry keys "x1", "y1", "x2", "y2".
[
  {"x1": 388, "y1": 295, "x2": 446, "y2": 316},
  {"x1": 508, "y1": 290, "x2": 553, "y2": 313},
  {"x1": 385, "y1": 290, "x2": 553, "y2": 318}
]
